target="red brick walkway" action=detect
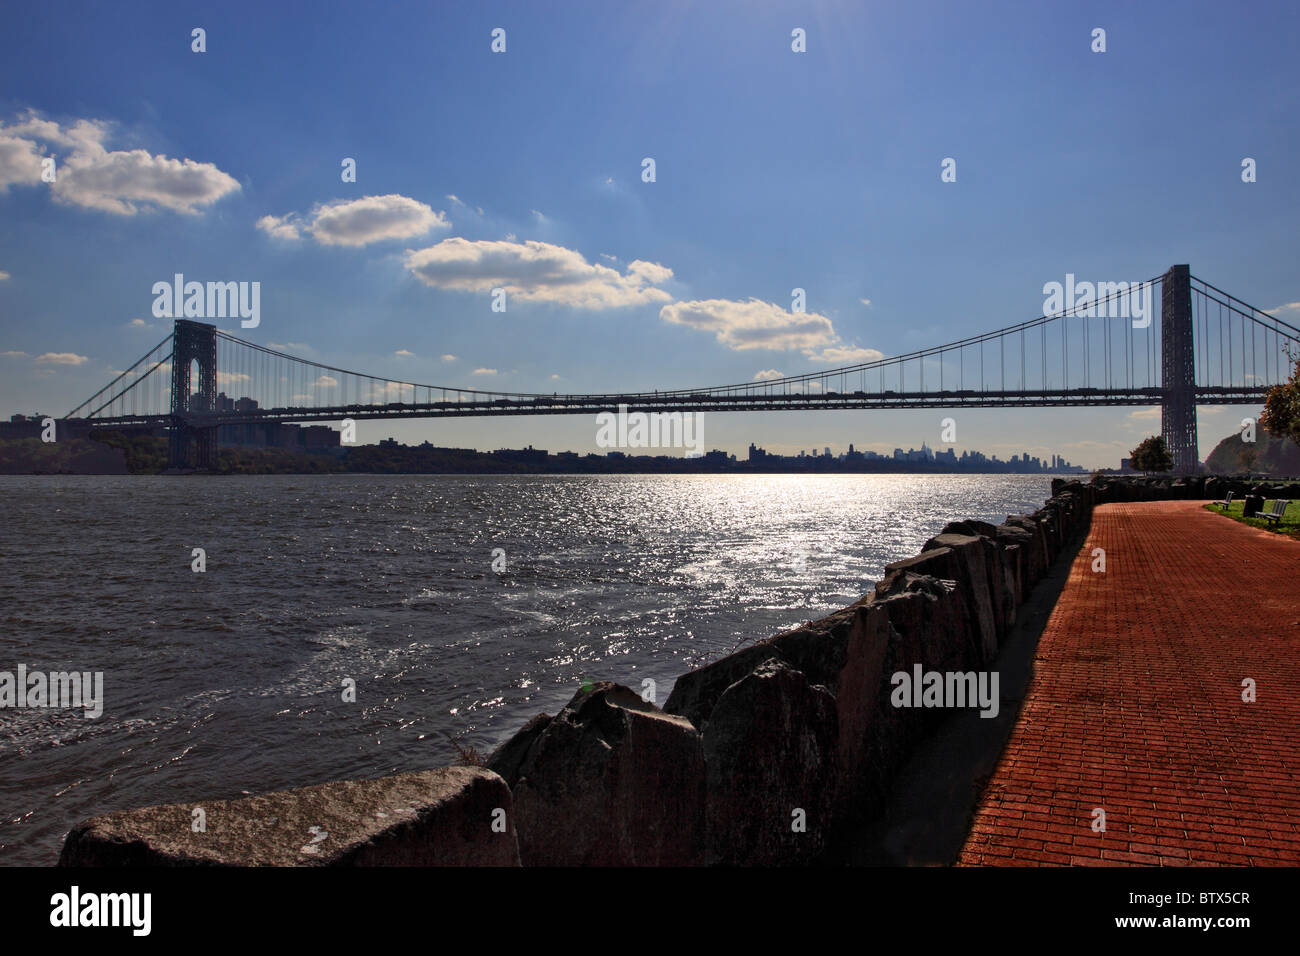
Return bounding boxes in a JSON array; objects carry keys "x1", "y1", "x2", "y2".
[{"x1": 959, "y1": 500, "x2": 1300, "y2": 866}]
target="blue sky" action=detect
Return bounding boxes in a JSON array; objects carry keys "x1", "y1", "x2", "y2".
[{"x1": 2, "y1": 0, "x2": 1297, "y2": 467}]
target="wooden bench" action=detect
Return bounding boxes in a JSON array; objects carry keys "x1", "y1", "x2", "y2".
[
  {"x1": 1214, "y1": 490, "x2": 1234, "y2": 510},
  {"x1": 1261, "y1": 499, "x2": 1291, "y2": 526}
]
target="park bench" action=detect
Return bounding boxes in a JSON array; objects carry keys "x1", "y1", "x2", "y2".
[
  {"x1": 1214, "y1": 490, "x2": 1234, "y2": 510},
  {"x1": 1261, "y1": 499, "x2": 1291, "y2": 526}
]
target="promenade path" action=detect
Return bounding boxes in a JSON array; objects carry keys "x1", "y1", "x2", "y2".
[{"x1": 958, "y1": 500, "x2": 1300, "y2": 866}]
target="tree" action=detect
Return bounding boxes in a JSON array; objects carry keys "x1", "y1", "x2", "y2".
[
  {"x1": 1259, "y1": 344, "x2": 1300, "y2": 447},
  {"x1": 1237, "y1": 445, "x2": 1258, "y2": 476},
  {"x1": 1130, "y1": 435, "x2": 1173, "y2": 474}
]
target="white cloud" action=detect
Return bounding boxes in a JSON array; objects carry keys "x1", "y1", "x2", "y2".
[
  {"x1": 550, "y1": 373, "x2": 561, "y2": 380},
  {"x1": 265, "y1": 341, "x2": 311, "y2": 352},
  {"x1": 256, "y1": 214, "x2": 301, "y2": 241},
  {"x1": 405, "y1": 238, "x2": 673, "y2": 309},
  {"x1": 216, "y1": 371, "x2": 250, "y2": 386},
  {"x1": 753, "y1": 369, "x2": 785, "y2": 381},
  {"x1": 0, "y1": 111, "x2": 240, "y2": 215},
  {"x1": 627, "y1": 260, "x2": 672, "y2": 286},
  {"x1": 394, "y1": 349, "x2": 414, "y2": 357},
  {"x1": 661, "y1": 297, "x2": 884, "y2": 364},
  {"x1": 473, "y1": 367, "x2": 497, "y2": 375},
  {"x1": 806, "y1": 345, "x2": 884, "y2": 364},
  {"x1": 35, "y1": 352, "x2": 88, "y2": 365},
  {"x1": 660, "y1": 298, "x2": 837, "y2": 352},
  {"x1": 0, "y1": 128, "x2": 47, "y2": 190},
  {"x1": 313, "y1": 375, "x2": 338, "y2": 388},
  {"x1": 1, "y1": 350, "x2": 29, "y2": 358},
  {"x1": 0, "y1": 270, "x2": 10, "y2": 281},
  {"x1": 309, "y1": 194, "x2": 449, "y2": 247},
  {"x1": 260, "y1": 194, "x2": 450, "y2": 247},
  {"x1": 441, "y1": 354, "x2": 457, "y2": 362},
  {"x1": 57, "y1": 148, "x2": 240, "y2": 215},
  {"x1": 860, "y1": 298, "x2": 872, "y2": 307},
  {"x1": 1265, "y1": 301, "x2": 1300, "y2": 315},
  {"x1": 1126, "y1": 407, "x2": 1161, "y2": 421}
]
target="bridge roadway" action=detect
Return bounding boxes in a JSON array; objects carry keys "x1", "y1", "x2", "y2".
[{"x1": 65, "y1": 384, "x2": 1268, "y2": 431}]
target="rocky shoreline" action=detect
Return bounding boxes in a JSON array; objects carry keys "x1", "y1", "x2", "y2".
[{"x1": 57, "y1": 474, "x2": 1300, "y2": 867}]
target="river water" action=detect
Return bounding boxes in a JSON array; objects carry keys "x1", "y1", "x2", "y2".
[{"x1": 0, "y1": 473, "x2": 1054, "y2": 864}]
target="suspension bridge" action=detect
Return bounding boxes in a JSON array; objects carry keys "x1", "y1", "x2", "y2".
[{"x1": 61, "y1": 265, "x2": 1300, "y2": 472}]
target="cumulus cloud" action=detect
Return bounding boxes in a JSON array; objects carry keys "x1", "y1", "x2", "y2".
[
  {"x1": 441, "y1": 354, "x2": 457, "y2": 362},
  {"x1": 394, "y1": 349, "x2": 414, "y2": 357},
  {"x1": 256, "y1": 214, "x2": 301, "y2": 241},
  {"x1": 405, "y1": 238, "x2": 673, "y2": 309},
  {"x1": 309, "y1": 195, "x2": 448, "y2": 247},
  {"x1": 660, "y1": 297, "x2": 884, "y2": 365},
  {"x1": 0, "y1": 270, "x2": 9, "y2": 281},
  {"x1": 0, "y1": 127, "x2": 47, "y2": 190},
  {"x1": 35, "y1": 352, "x2": 88, "y2": 365},
  {"x1": 0, "y1": 110, "x2": 239, "y2": 214},
  {"x1": 1, "y1": 350, "x2": 29, "y2": 358},
  {"x1": 806, "y1": 344, "x2": 884, "y2": 364},
  {"x1": 1265, "y1": 301, "x2": 1300, "y2": 315},
  {"x1": 472, "y1": 367, "x2": 497, "y2": 375},
  {"x1": 753, "y1": 369, "x2": 785, "y2": 381},
  {"x1": 313, "y1": 375, "x2": 338, "y2": 388},
  {"x1": 860, "y1": 298, "x2": 872, "y2": 307},
  {"x1": 259, "y1": 194, "x2": 449, "y2": 247},
  {"x1": 660, "y1": 298, "x2": 837, "y2": 352}
]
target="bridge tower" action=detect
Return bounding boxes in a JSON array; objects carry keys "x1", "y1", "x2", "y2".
[
  {"x1": 168, "y1": 319, "x2": 219, "y2": 470},
  {"x1": 1160, "y1": 264, "x2": 1197, "y2": 473}
]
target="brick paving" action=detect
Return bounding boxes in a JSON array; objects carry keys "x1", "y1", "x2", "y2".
[{"x1": 958, "y1": 500, "x2": 1300, "y2": 866}]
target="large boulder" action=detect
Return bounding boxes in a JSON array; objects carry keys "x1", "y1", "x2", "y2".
[
  {"x1": 59, "y1": 767, "x2": 519, "y2": 866},
  {"x1": 663, "y1": 642, "x2": 784, "y2": 729},
  {"x1": 668, "y1": 600, "x2": 897, "y2": 835},
  {"x1": 487, "y1": 682, "x2": 706, "y2": 866},
  {"x1": 1003, "y1": 515, "x2": 1051, "y2": 581},
  {"x1": 700, "y1": 659, "x2": 838, "y2": 865},
  {"x1": 882, "y1": 543, "x2": 997, "y2": 663},
  {"x1": 863, "y1": 573, "x2": 980, "y2": 794},
  {"x1": 921, "y1": 532, "x2": 1007, "y2": 652},
  {"x1": 763, "y1": 602, "x2": 896, "y2": 827},
  {"x1": 995, "y1": 522, "x2": 1038, "y2": 592}
]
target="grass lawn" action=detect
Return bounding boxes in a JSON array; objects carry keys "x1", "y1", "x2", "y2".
[{"x1": 1203, "y1": 499, "x2": 1300, "y2": 539}]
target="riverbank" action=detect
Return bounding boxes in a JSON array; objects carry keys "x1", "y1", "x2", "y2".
[{"x1": 55, "y1": 473, "x2": 1283, "y2": 866}]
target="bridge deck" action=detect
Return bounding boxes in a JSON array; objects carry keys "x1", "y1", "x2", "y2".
[{"x1": 958, "y1": 500, "x2": 1300, "y2": 866}]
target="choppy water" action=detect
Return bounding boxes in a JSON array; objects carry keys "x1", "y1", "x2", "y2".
[{"x1": 0, "y1": 473, "x2": 1053, "y2": 865}]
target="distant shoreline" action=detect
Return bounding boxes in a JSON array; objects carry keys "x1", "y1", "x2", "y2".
[{"x1": 0, "y1": 433, "x2": 1091, "y2": 478}]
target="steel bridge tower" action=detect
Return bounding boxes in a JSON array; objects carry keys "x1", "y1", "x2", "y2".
[
  {"x1": 168, "y1": 319, "x2": 219, "y2": 470},
  {"x1": 1161, "y1": 264, "x2": 1198, "y2": 474}
]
